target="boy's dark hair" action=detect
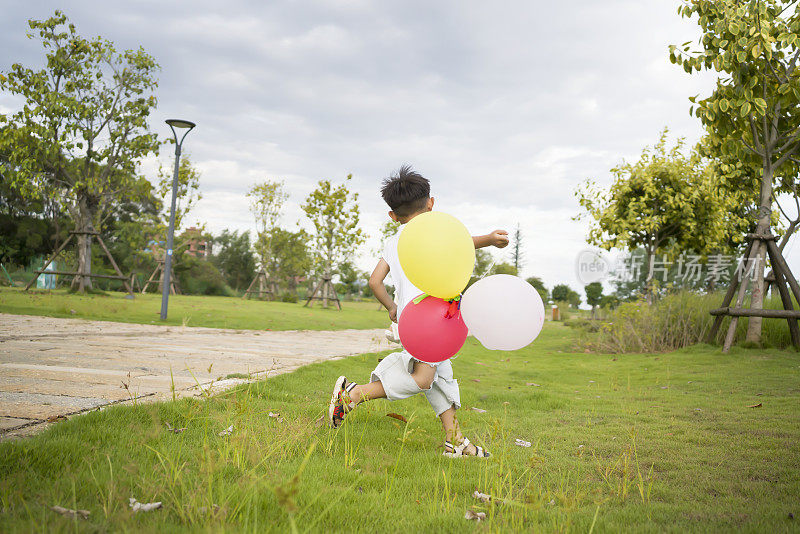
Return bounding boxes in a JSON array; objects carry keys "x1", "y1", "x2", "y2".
[{"x1": 380, "y1": 165, "x2": 430, "y2": 217}]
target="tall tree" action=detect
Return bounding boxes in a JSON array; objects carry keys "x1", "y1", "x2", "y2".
[
  {"x1": 670, "y1": 0, "x2": 800, "y2": 341},
  {"x1": 552, "y1": 283, "x2": 581, "y2": 308},
  {"x1": 156, "y1": 156, "x2": 202, "y2": 233},
  {"x1": 512, "y1": 223, "x2": 524, "y2": 273},
  {"x1": 575, "y1": 129, "x2": 746, "y2": 301},
  {"x1": 585, "y1": 281, "x2": 604, "y2": 318},
  {"x1": 0, "y1": 11, "x2": 160, "y2": 291},
  {"x1": 267, "y1": 228, "x2": 311, "y2": 290},
  {"x1": 212, "y1": 230, "x2": 256, "y2": 291},
  {"x1": 301, "y1": 175, "x2": 366, "y2": 279},
  {"x1": 247, "y1": 180, "x2": 288, "y2": 270}
]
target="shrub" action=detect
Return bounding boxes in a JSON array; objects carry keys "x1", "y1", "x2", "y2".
[
  {"x1": 280, "y1": 292, "x2": 298, "y2": 303},
  {"x1": 174, "y1": 255, "x2": 234, "y2": 296},
  {"x1": 581, "y1": 290, "x2": 797, "y2": 353}
]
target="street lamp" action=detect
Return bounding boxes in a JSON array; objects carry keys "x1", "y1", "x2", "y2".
[{"x1": 160, "y1": 118, "x2": 196, "y2": 320}]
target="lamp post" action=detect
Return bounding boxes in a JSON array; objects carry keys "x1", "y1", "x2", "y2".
[{"x1": 160, "y1": 119, "x2": 196, "y2": 320}]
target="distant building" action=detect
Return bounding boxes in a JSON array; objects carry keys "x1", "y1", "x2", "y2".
[{"x1": 183, "y1": 227, "x2": 211, "y2": 258}]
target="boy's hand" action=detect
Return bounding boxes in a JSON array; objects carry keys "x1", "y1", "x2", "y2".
[
  {"x1": 490, "y1": 229, "x2": 509, "y2": 248},
  {"x1": 389, "y1": 303, "x2": 398, "y2": 323}
]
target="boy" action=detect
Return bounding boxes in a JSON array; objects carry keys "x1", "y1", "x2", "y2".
[{"x1": 327, "y1": 165, "x2": 508, "y2": 457}]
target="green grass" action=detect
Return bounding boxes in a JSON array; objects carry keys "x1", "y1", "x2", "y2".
[
  {"x1": 2, "y1": 323, "x2": 799, "y2": 532},
  {"x1": 0, "y1": 287, "x2": 387, "y2": 331}
]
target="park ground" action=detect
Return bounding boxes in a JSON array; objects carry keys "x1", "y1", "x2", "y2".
[{"x1": 0, "y1": 289, "x2": 799, "y2": 532}]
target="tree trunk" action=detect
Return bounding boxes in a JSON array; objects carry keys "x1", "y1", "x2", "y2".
[
  {"x1": 71, "y1": 198, "x2": 94, "y2": 292},
  {"x1": 322, "y1": 268, "x2": 330, "y2": 309},
  {"x1": 645, "y1": 245, "x2": 655, "y2": 305},
  {"x1": 746, "y1": 160, "x2": 774, "y2": 343}
]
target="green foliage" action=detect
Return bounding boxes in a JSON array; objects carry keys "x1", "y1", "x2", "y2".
[
  {"x1": 576, "y1": 130, "x2": 747, "y2": 267},
  {"x1": 335, "y1": 261, "x2": 367, "y2": 296},
  {"x1": 174, "y1": 255, "x2": 233, "y2": 296},
  {"x1": 0, "y1": 10, "x2": 161, "y2": 289},
  {"x1": 582, "y1": 290, "x2": 796, "y2": 353},
  {"x1": 584, "y1": 282, "x2": 603, "y2": 309},
  {"x1": 157, "y1": 156, "x2": 202, "y2": 232},
  {"x1": 490, "y1": 261, "x2": 517, "y2": 276},
  {"x1": 301, "y1": 175, "x2": 365, "y2": 275},
  {"x1": 247, "y1": 180, "x2": 288, "y2": 266},
  {"x1": 266, "y1": 228, "x2": 312, "y2": 288},
  {"x1": 671, "y1": 1, "x2": 800, "y2": 340},
  {"x1": 552, "y1": 284, "x2": 580, "y2": 308},
  {"x1": 599, "y1": 294, "x2": 621, "y2": 310},
  {"x1": 212, "y1": 230, "x2": 256, "y2": 292},
  {"x1": 526, "y1": 276, "x2": 549, "y2": 302},
  {"x1": 670, "y1": 0, "x2": 800, "y2": 200}
]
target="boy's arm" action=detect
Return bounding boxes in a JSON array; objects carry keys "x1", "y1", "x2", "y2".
[
  {"x1": 368, "y1": 259, "x2": 398, "y2": 322},
  {"x1": 473, "y1": 229, "x2": 509, "y2": 249}
]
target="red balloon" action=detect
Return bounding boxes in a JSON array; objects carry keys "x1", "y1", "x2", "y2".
[{"x1": 398, "y1": 295, "x2": 468, "y2": 363}]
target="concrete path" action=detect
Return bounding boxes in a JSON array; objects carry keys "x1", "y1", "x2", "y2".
[{"x1": 0, "y1": 314, "x2": 390, "y2": 438}]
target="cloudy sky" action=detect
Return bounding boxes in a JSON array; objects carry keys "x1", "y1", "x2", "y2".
[{"x1": 3, "y1": 1, "x2": 798, "y2": 295}]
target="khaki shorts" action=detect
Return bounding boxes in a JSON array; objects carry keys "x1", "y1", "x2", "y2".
[{"x1": 370, "y1": 351, "x2": 461, "y2": 416}]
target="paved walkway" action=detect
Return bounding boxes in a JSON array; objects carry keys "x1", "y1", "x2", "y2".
[{"x1": 0, "y1": 314, "x2": 390, "y2": 438}]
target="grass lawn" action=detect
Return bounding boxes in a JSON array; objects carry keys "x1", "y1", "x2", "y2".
[
  {"x1": 0, "y1": 287, "x2": 387, "y2": 331},
  {"x1": 1, "y1": 323, "x2": 799, "y2": 532}
]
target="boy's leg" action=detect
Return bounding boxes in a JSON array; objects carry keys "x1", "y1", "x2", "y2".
[
  {"x1": 439, "y1": 407, "x2": 479, "y2": 455},
  {"x1": 350, "y1": 360, "x2": 432, "y2": 403},
  {"x1": 349, "y1": 380, "x2": 386, "y2": 404}
]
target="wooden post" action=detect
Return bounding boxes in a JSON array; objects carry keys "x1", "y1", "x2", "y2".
[
  {"x1": 708, "y1": 240, "x2": 752, "y2": 343},
  {"x1": 710, "y1": 233, "x2": 800, "y2": 349}
]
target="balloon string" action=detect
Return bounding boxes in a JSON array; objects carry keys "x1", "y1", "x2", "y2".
[{"x1": 481, "y1": 256, "x2": 498, "y2": 280}]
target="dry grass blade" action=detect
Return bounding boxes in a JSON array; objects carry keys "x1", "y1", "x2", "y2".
[
  {"x1": 470, "y1": 407, "x2": 487, "y2": 413},
  {"x1": 51, "y1": 505, "x2": 89, "y2": 519},
  {"x1": 386, "y1": 412, "x2": 407, "y2": 422},
  {"x1": 472, "y1": 490, "x2": 492, "y2": 503},
  {"x1": 129, "y1": 498, "x2": 162, "y2": 512},
  {"x1": 464, "y1": 509, "x2": 486, "y2": 521}
]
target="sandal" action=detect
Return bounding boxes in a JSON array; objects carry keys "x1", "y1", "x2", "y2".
[{"x1": 443, "y1": 437, "x2": 490, "y2": 458}]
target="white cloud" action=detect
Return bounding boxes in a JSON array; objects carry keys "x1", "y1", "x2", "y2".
[{"x1": 7, "y1": 0, "x2": 795, "y2": 296}]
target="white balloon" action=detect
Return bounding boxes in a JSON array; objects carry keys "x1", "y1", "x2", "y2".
[{"x1": 460, "y1": 274, "x2": 545, "y2": 351}]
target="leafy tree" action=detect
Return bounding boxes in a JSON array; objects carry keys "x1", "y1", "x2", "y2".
[
  {"x1": 585, "y1": 281, "x2": 604, "y2": 317},
  {"x1": 247, "y1": 180, "x2": 288, "y2": 269},
  {"x1": 575, "y1": 129, "x2": 745, "y2": 301},
  {"x1": 552, "y1": 283, "x2": 581, "y2": 309},
  {"x1": 212, "y1": 230, "x2": 256, "y2": 291},
  {"x1": 301, "y1": 175, "x2": 365, "y2": 279},
  {"x1": 335, "y1": 261, "x2": 367, "y2": 296},
  {"x1": 670, "y1": 1, "x2": 800, "y2": 341},
  {"x1": 0, "y1": 11, "x2": 160, "y2": 291},
  {"x1": 156, "y1": 156, "x2": 202, "y2": 233},
  {"x1": 526, "y1": 276, "x2": 549, "y2": 302},
  {"x1": 267, "y1": 228, "x2": 312, "y2": 290},
  {"x1": 599, "y1": 294, "x2": 621, "y2": 310}
]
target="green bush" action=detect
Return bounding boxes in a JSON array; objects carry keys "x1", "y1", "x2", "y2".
[
  {"x1": 581, "y1": 290, "x2": 797, "y2": 353},
  {"x1": 280, "y1": 292, "x2": 298, "y2": 303},
  {"x1": 174, "y1": 255, "x2": 234, "y2": 296}
]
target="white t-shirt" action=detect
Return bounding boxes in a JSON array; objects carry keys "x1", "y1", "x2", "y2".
[{"x1": 382, "y1": 231, "x2": 424, "y2": 318}]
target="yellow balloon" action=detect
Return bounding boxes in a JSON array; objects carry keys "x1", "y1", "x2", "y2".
[{"x1": 398, "y1": 211, "x2": 475, "y2": 299}]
